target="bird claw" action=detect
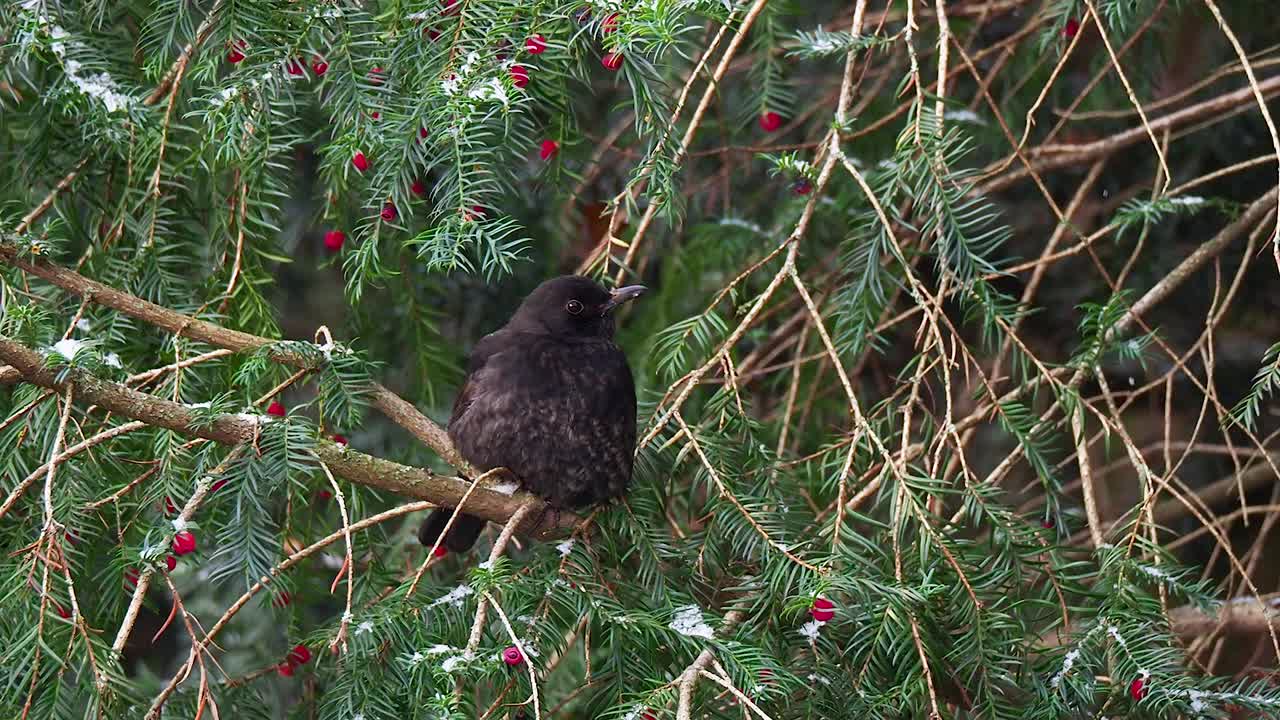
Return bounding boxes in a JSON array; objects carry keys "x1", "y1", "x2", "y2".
[{"x1": 533, "y1": 502, "x2": 566, "y2": 534}]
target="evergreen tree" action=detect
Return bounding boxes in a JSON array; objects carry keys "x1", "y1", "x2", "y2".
[{"x1": 2, "y1": 1, "x2": 1280, "y2": 718}]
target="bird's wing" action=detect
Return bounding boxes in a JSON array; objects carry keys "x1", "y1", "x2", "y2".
[{"x1": 448, "y1": 331, "x2": 508, "y2": 428}]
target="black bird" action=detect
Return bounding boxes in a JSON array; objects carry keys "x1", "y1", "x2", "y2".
[{"x1": 418, "y1": 275, "x2": 647, "y2": 552}]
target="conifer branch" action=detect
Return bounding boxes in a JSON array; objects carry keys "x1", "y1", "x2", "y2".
[
  {"x1": 0, "y1": 333, "x2": 578, "y2": 538},
  {"x1": 0, "y1": 241, "x2": 475, "y2": 474}
]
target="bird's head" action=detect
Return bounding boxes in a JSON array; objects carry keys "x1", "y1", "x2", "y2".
[{"x1": 508, "y1": 275, "x2": 647, "y2": 339}]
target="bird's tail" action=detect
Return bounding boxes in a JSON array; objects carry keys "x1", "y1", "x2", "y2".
[{"x1": 418, "y1": 508, "x2": 486, "y2": 553}]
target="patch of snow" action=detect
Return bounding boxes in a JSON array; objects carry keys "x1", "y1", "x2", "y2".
[
  {"x1": 429, "y1": 584, "x2": 474, "y2": 609},
  {"x1": 104, "y1": 352, "x2": 122, "y2": 368},
  {"x1": 799, "y1": 619, "x2": 823, "y2": 640},
  {"x1": 1050, "y1": 648, "x2": 1080, "y2": 689},
  {"x1": 41, "y1": 21, "x2": 135, "y2": 113},
  {"x1": 1138, "y1": 564, "x2": 1171, "y2": 581},
  {"x1": 1187, "y1": 689, "x2": 1208, "y2": 714},
  {"x1": 50, "y1": 338, "x2": 87, "y2": 361},
  {"x1": 669, "y1": 605, "x2": 716, "y2": 640},
  {"x1": 489, "y1": 480, "x2": 520, "y2": 495},
  {"x1": 441, "y1": 651, "x2": 473, "y2": 673},
  {"x1": 945, "y1": 109, "x2": 986, "y2": 125},
  {"x1": 555, "y1": 539, "x2": 575, "y2": 556},
  {"x1": 1106, "y1": 625, "x2": 1127, "y2": 648}
]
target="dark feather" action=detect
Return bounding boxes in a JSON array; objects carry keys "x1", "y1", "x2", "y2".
[{"x1": 418, "y1": 276, "x2": 644, "y2": 552}]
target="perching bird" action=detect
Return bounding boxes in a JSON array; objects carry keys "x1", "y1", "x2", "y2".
[{"x1": 418, "y1": 275, "x2": 647, "y2": 552}]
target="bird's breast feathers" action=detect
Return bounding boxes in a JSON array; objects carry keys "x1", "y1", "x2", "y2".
[{"x1": 447, "y1": 333, "x2": 637, "y2": 506}]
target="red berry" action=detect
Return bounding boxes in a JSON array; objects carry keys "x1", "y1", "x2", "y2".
[
  {"x1": 1064, "y1": 18, "x2": 1081, "y2": 39},
  {"x1": 165, "y1": 555, "x2": 177, "y2": 572},
  {"x1": 315, "y1": 489, "x2": 333, "y2": 502},
  {"x1": 371, "y1": 111, "x2": 381, "y2": 121},
  {"x1": 510, "y1": 64, "x2": 529, "y2": 88},
  {"x1": 502, "y1": 646, "x2": 524, "y2": 666},
  {"x1": 759, "y1": 668, "x2": 775, "y2": 684},
  {"x1": 759, "y1": 111, "x2": 783, "y2": 132},
  {"x1": 539, "y1": 139, "x2": 559, "y2": 161},
  {"x1": 792, "y1": 178, "x2": 813, "y2": 196},
  {"x1": 164, "y1": 496, "x2": 178, "y2": 515},
  {"x1": 411, "y1": 179, "x2": 427, "y2": 197},
  {"x1": 288, "y1": 644, "x2": 312, "y2": 665},
  {"x1": 463, "y1": 205, "x2": 486, "y2": 222},
  {"x1": 526, "y1": 34, "x2": 547, "y2": 54},
  {"x1": 426, "y1": 27, "x2": 441, "y2": 41},
  {"x1": 442, "y1": 0, "x2": 460, "y2": 16},
  {"x1": 1041, "y1": 518, "x2": 1055, "y2": 529},
  {"x1": 267, "y1": 400, "x2": 286, "y2": 417},
  {"x1": 124, "y1": 567, "x2": 140, "y2": 589},
  {"x1": 380, "y1": 203, "x2": 398, "y2": 222},
  {"x1": 227, "y1": 40, "x2": 247, "y2": 64},
  {"x1": 311, "y1": 57, "x2": 329, "y2": 76},
  {"x1": 210, "y1": 479, "x2": 228, "y2": 493},
  {"x1": 641, "y1": 711, "x2": 656, "y2": 720},
  {"x1": 273, "y1": 592, "x2": 292, "y2": 608},
  {"x1": 602, "y1": 13, "x2": 620, "y2": 33},
  {"x1": 323, "y1": 230, "x2": 345, "y2": 252},
  {"x1": 277, "y1": 662, "x2": 295, "y2": 677},
  {"x1": 172, "y1": 530, "x2": 197, "y2": 556},
  {"x1": 332, "y1": 434, "x2": 348, "y2": 446},
  {"x1": 1129, "y1": 677, "x2": 1146, "y2": 700},
  {"x1": 601, "y1": 52, "x2": 623, "y2": 71},
  {"x1": 368, "y1": 67, "x2": 386, "y2": 86},
  {"x1": 433, "y1": 545, "x2": 448, "y2": 558},
  {"x1": 352, "y1": 152, "x2": 370, "y2": 173},
  {"x1": 809, "y1": 597, "x2": 835, "y2": 622},
  {"x1": 286, "y1": 58, "x2": 305, "y2": 76}
]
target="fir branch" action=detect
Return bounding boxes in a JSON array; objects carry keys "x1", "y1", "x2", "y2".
[
  {"x1": 0, "y1": 240, "x2": 470, "y2": 472},
  {"x1": 0, "y1": 332, "x2": 579, "y2": 538}
]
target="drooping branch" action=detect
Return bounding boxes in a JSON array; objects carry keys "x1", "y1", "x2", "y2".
[{"x1": 0, "y1": 333, "x2": 576, "y2": 539}]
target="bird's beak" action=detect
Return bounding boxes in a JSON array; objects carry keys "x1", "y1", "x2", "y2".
[{"x1": 605, "y1": 285, "x2": 647, "y2": 311}]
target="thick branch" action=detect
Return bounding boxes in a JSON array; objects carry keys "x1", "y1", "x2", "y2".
[
  {"x1": 0, "y1": 334, "x2": 574, "y2": 539},
  {"x1": 0, "y1": 241, "x2": 472, "y2": 473},
  {"x1": 981, "y1": 74, "x2": 1280, "y2": 194},
  {"x1": 1171, "y1": 594, "x2": 1280, "y2": 638}
]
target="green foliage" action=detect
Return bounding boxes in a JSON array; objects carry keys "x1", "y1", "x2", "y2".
[
  {"x1": 1230, "y1": 342, "x2": 1280, "y2": 431},
  {"x1": 786, "y1": 27, "x2": 896, "y2": 60},
  {"x1": 1, "y1": 0, "x2": 1277, "y2": 719}
]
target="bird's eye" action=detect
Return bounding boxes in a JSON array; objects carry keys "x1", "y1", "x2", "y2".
[{"x1": 566, "y1": 300, "x2": 584, "y2": 315}]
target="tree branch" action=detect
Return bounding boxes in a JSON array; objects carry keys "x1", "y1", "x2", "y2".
[
  {"x1": 0, "y1": 333, "x2": 576, "y2": 539},
  {"x1": 1171, "y1": 594, "x2": 1280, "y2": 638},
  {"x1": 0, "y1": 240, "x2": 474, "y2": 473}
]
